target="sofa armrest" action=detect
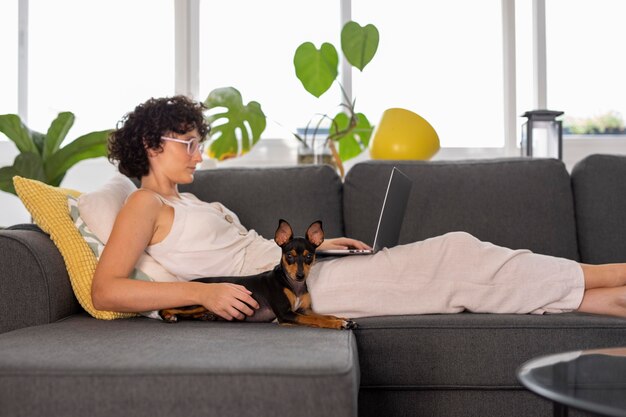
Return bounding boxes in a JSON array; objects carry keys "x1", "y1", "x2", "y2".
[{"x1": 0, "y1": 225, "x2": 80, "y2": 334}]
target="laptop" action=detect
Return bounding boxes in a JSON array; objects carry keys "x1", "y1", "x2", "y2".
[{"x1": 317, "y1": 166, "x2": 413, "y2": 256}]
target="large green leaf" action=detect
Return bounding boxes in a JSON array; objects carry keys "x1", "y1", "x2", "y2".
[
  {"x1": 293, "y1": 42, "x2": 339, "y2": 98},
  {"x1": 0, "y1": 166, "x2": 18, "y2": 195},
  {"x1": 204, "y1": 87, "x2": 266, "y2": 160},
  {"x1": 44, "y1": 129, "x2": 111, "y2": 185},
  {"x1": 0, "y1": 152, "x2": 47, "y2": 195},
  {"x1": 14, "y1": 152, "x2": 46, "y2": 182},
  {"x1": 331, "y1": 112, "x2": 373, "y2": 161},
  {"x1": 0, "y1": 114, "x2": 37, "y2": 154},
  {"x1": 341, "y1": 21, "x2": 379, "y2": 71},
  {"x1": 31, "y1": 130, "x2": 46, "y2": 156},
  {"x1": 44, "y1": 112, "x2": 75, "y2": 159}
]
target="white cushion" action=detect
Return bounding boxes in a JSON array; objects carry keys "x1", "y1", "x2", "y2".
[
  {"x1": 77, "y1": 174, "x2": 177, "y2": 282},
  {"x1": 78, "y1": 174, "x2": 136, "y2": 243}
]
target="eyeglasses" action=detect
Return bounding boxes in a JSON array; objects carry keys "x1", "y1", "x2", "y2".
[{"x1": 161, "y1": 136, "x2": 205, "y2": 155}]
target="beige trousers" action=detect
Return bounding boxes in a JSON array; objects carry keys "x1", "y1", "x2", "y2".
[{"x1": 306, "y1": 232, "x2": 585, "y2": 318}]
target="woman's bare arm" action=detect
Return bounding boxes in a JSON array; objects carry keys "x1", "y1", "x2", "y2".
[
  {"x1": 318, "y1": 237, "x2": 371, "y2": 251},
  {"x1": 91, "y1": 191, "x2": 259, "y2": 320}
]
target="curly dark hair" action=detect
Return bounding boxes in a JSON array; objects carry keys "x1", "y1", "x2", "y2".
[{"x1": 108, "y1": 95, "x2": 210, "y2": 180}]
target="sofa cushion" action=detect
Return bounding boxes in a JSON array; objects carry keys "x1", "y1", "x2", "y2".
[
  {"x1": 0, "y1": 314, "x2": 359, "y2": 417},
  {"x1": 354, "y1": 312, "x2": 626, "y2": 389},
  {"x1": 343, "y1": 158, "x2": 580, "y2": 260},
  {"x1": 77, "y1": 173, "x2": 137, "y2": 243},
  {"x1": 180, "y1": 165, "x2": 345, "y2": 240},
  {"x1": 571, "y1": 154, "x2": 626, "y2": 263}
]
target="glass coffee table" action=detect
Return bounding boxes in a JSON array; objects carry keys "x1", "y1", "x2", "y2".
[{"x1": 517, "y1": 347, "x2": 626, "y2": 417}]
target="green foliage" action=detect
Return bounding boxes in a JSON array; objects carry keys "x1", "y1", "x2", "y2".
[
  {"x1": 294, "y1": 21, "x2": 379, "y2": 99},
  {"x1": 564, "y1": 111, "x2": 625, "y2": 134},
  {"x1": 293, "y1": 20, "x2": 379, "y2": 163},
  {"x1": 294, "y1": 42, "x2": 339, "y2": 98},
  {"x1": 204, "y1": 87, "x2": 266, "y2": 161},
  {"x1": 341, "y1": 22, "x2": 379, "y2": 71},
  {"x1": 0, "y1": 113, "x2": 111, "y2": 196},
  {"x1": 331, "y1": 112, "x2": 373, "y2": 161}
]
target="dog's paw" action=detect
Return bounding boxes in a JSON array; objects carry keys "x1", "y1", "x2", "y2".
[
  {"x1": 158, "y1": 310, "x2": 178, "y2": 323},
  {"x1": 341, "y1": 319, "x2": 358, "y2": 330}
]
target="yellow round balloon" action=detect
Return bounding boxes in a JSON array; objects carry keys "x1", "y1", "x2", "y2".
[{"x1": 369, "y1": 108, "x2": 440, "y2": 160}]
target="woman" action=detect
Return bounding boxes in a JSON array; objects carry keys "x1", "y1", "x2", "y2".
[{"x1": 92, "y1": 95, "x2": 626, "y2": 321}]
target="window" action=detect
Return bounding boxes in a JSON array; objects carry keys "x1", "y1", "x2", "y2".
[
  {"x1": 28, "y1": 0, "x2": 175, "y2": 138},
  {"x1": 546, "y1": 0, "x2": 626, "y2": 136},
  {"x1": 9, "y1": 1, "x2": 625, "y2": 148},
  {"x1": 199, "y1": 0, "x2": 341, "y2": 139},
  {"x1": 0, "y1": 0, "x2": 18, "y2": 115},
  {"x1": 352, "y1": 0, "x2": 505, "y2": 148}
]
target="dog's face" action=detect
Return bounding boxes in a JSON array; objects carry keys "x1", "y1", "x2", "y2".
[{"x1": 274, "y1": 219, "x2": 324, "y2": 282}]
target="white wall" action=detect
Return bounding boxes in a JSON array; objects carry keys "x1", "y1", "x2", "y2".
[{"x1": 2, "y1": 137, "x2": 626, "y2": 227}]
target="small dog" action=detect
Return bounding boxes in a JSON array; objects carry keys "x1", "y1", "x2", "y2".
[{"x1": 158, "y1": 219, "x2": 357, "y2": 330}]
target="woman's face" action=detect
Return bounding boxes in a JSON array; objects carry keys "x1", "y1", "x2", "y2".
[{"x1": 148, "y1": 128, "x2": 204, "y2": 184}]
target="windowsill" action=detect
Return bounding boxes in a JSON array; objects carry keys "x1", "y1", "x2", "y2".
[{"x1": 212, "y1": 136, "x2": 626, "y2": 173}]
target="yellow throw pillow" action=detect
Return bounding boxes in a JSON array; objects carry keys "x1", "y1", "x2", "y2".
[{"x1": 12, "y1": 176, "x2": 137, "y2": 320}]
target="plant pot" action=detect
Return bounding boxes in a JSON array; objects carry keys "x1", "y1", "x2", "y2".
[{"x1": 297, "y1": 140, "x2": 336, "y2": 169}]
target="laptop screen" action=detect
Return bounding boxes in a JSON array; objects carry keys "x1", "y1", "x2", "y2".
[{"x1": 372, "y1": 167, "x2": 413, "y2": 251}]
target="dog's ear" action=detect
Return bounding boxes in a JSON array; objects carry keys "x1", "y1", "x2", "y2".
[
  {"x1": 306, "y1": 220, "x2": 324, "y2": 247},
  {"x1": 274, "y1": 219, "x2": 293, "y2": 246}
]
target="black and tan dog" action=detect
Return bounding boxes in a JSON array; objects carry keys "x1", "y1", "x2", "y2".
[{"x1": 158, "y1": 219, "x2": 357, "y2": 330}]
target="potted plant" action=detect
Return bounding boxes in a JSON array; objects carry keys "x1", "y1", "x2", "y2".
[
  {"x1": 0, "y1": 112, "x2": 111, "y2": 195},
  {"x1": 293, "y1": 20, "x2": 380, "y2": 176}
]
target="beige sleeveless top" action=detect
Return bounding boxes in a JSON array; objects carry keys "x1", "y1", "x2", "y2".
[{"x1": 144, "y1": 191, "x2": 280, "y2": 280}]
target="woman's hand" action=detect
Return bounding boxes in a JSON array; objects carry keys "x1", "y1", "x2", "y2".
[
  {"x1": 318, "y1": 237, "x2": 372, "y2": 251},
  {"x1": 198, "y1": 283, "x2": 260, "y2": 321}
]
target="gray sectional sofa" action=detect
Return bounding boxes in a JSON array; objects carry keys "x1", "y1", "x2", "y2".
[{"x1": 2, "y1": 154, "x2": 626, "y2": 417}]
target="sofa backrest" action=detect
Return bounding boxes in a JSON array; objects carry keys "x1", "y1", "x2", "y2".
[
  {"x1": 180, "y1": 165, "x2": 345, "y2": 241},
  {"x1": 571, "y1": 154, "x2": 626, "y2": 264},
  {"x1": 343, "y1": 158, "x2": 580, "y2": 260}
]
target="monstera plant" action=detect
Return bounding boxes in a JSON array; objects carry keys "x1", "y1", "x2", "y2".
[
  {"x1": 293, "y1": 21, "x2": 380, "y2": 169},
  {"x1": 0, "y1": 112, "x2": 111, "y2": 195},
  {"x1": 203, "y1": 87, "x2": 266, "y2": 161}
]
